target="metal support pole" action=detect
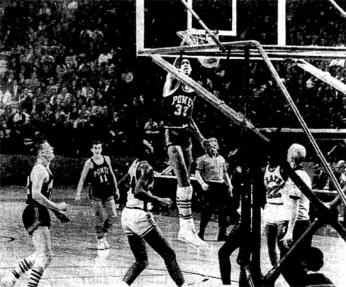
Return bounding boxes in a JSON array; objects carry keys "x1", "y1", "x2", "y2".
[{"x1": 180, "y1": 0, "x2": 225, "y2": 51}]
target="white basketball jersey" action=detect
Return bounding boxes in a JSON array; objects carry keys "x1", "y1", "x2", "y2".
[{"x1": 263, "y1": 165, "x2": 287, "y2": 223}]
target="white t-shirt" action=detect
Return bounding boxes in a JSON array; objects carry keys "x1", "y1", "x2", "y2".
[{"x1": 284, "y1": 168, "x2": 311, "y2": 221}]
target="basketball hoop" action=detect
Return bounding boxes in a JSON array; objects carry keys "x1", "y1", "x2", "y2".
[{"x1": 177, "y1": 30, "x2": 220, "y2": 69}]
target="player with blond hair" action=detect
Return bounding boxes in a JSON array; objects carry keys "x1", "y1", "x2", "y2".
[
  {"x1": 1, "y1": 139, "x2": 69, "y2": 287},
  {"x1": 278, "y1": 143, "x2": 312, "y2": 286}
]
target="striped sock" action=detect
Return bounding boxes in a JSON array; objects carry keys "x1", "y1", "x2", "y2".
[
  {"x1": 176, "y1": 198, "x2": 192, "y2": 220},
  {"x1": 176, "y1": 186, "x2": 193, "y2": 221},
  {"x1": 27, "y1": 268, "x2": 43, "y2": 287},
  {"x1": 13, "y1": 258, "x2": 32, "y2": 278}
]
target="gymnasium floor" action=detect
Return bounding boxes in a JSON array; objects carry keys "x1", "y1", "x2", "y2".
[{"x1": 1, "y1": 187, "x2": 345, "y2": 287}]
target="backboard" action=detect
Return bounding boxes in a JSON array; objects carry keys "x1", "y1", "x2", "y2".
[{"x1": 136, "y1": 0, "x2": 237, "y2": 54}]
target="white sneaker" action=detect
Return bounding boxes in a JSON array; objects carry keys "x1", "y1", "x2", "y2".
[
  {"x1": 0, "y1": 274, "x2": 17, "y2": 287},
  {"x1": 97, "y1": 239, "x2": 106, "y2": 250},
  {"x1": 102, "y1": 237, "x2": 110, "y2": 249},
  {"x1": 178, "y1": 228, "x2": 208, "y2": 248}
]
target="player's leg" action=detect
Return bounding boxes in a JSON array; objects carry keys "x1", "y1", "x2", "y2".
[
  {"x1": 168, "y1": 145, "x2": 207, "y2": 247},
  {"x1": 198, "y1": 191, "x2": 213, "y2": 240},
  {"x1": 1, "y1": 206, "x2": 39, "y2": 286},
  {"x1": 102, "y1": 197, "x2": 117, "y2": 248},
  {"x1": 216, "y1": 183, "x2": 230, "y2": 241},
  {"x1": 0, "y1": 254, "x2": 36, "y2": 287},
  {"x1": 27, "y1": 226, "x2": 53, "y2": 287},
  {"x1": 144, "y1": 226, "x2": 185, "y2": 286},
  {"x1": 218, "y1": 224, "x2": 241, "y2": 285},
  {"x1": 92, "y1": 199, "x2": 106, "y2": 249},
  {"x1": 122, "y1": 234, "x2": 148, "y2": 286},
  {"x1": 278, "y1": 221, "x2": 309, "y2": 286},
  {"x1": 266, "y1": 223, "x2": 278, "y2": 266}
]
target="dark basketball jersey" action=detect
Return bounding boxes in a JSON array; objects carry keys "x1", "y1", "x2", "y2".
[
  {"x1": 162, "y1": 85, "x2": 196, "y2": 127},
  {"x1": 89, "y1": 156, "x2": 114, "y2": 199},
  {"x1": 26, "y1": 164, "x2": 53, "y2": 205}
]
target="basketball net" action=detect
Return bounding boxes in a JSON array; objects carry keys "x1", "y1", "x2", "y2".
[{"x1": 176, "y1": 30, "x2": 220, "y2": 69}]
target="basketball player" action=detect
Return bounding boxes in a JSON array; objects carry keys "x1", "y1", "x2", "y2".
[
  {"x1": 120, "y1": 159, "x2": 207, "y2": 286},
  {"x1": 75, "y1": 140, "x2": 119, "y2": 250},
  {"x1": 195, "y1": 138, "x2": 233, "y2": 241},
  {"x1": 263, "y1": 152, "x2": 288, "y2": 266},
  {"x1": 0, "y1": 140, "x2": 68, "y2": 287},
  {"x1": 162, "y1": 57, "x2": 207, "y2": 248},
  {"x1": 278, "y1": 143, "x2": 312, "y2": 286}
]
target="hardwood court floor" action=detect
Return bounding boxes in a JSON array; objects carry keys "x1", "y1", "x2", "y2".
[{"x1": 0, "y1": 187, "x2": 345, "y2": 287}]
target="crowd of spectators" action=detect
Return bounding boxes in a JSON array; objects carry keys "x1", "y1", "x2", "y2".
[{"x1": 0, "y1": 0, "x2": 345, "y2": 157}]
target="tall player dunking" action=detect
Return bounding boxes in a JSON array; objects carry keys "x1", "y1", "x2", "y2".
[{"x1": 162, "y1": 58, "x2": 207, "y2": 248}]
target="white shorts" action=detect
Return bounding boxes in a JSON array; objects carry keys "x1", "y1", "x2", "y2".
[{"x1": 121, "y1": 207, "x2": 156, "y2": 237}]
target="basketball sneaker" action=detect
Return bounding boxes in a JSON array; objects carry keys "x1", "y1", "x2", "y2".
[
  {"x1": 102, "y1": 237, "x2": 110, "y2": 249},
  {"x1": 0, "y1": 274, "x2": 17, "y2": 287},
  {"x1": 97, "y1": 238, "x2": 106, "y2": 250},
  {"x1": 178, "y1": 227, "x2": 208, "y2": 248}
]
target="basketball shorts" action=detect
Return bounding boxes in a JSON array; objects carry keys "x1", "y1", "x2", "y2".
[
  {"x1": 164, "y1": 128, "x2": 192, "y2": 148},
  {"x1": 22, "y1": 204, "x2": 51, "y2": 235},
  {"x1": 89, "y1": 185, "x2": 114, "y2": 201},
  {"x1": 121, "y1": 207, "x2": 156, "y2": 237}
]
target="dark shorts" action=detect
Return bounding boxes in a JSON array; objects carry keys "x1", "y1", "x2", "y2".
[
  {"x1": 164, "y1": 128, "x2": 192, "y2": 148},
  {"x1": 22, "y1": 204, "x2": 51, "y2": 235},
  {"x1": 202, "y1": 182, "x2": 231, "y2": 209},
  {"x1": 202, "y1": 182, "x2": 240, "y2": 223},
  {"x1": 89, "y1": 184, "x2": 114, "y2": 201}
]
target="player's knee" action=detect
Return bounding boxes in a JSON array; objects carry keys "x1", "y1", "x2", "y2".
[
  {"x1": 136, "y1": 259, "x2": 148, "y2": 271},
  {"x1": 35, "y1": 253, "x2": 53, "y2": 269},
  {"x1": 164, "y1": 247, "x2": 176, "y2": 263},
  {"x1": 176, "y1": 185, "x2": 193, "y2": 200}
]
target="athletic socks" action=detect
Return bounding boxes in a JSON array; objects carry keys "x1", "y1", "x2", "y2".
[
  {"x1": 12, "y1": 258, "x2": 32, "y2": 278},
  {"x1": 176, "y1": 186, "x2": 193, "y2": 221},
  {"x1": 27, "y1": 268, "x2": 43, "y2": 287}
]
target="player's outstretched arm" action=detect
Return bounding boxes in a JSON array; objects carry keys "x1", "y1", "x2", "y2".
[
  {"x1": 189, "y1": 117, "x2": 205, "y2": 145},
  {"x1": 75, "y1": 160, "x2": 91, "y2": 201},
  {"x1": 134, "y1": 167, "x2": 172, "y2": 208},
  {"x1": 163, "y1": 58, "x2": 180, "y2": 97},
  {"x1": 105, "y1": 155, "x2": 120, "y2": 200}
]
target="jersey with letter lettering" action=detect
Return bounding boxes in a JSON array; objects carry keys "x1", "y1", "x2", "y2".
[
  {"x1": 263, "y1": 165, "x2": 287, "y2": 223},
  {"x1": 162, "y1": 85, "x2": 196, "y2": 128},
  {"x1": 89, "y1": 156, "x2": 114, "y2": 200}
]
